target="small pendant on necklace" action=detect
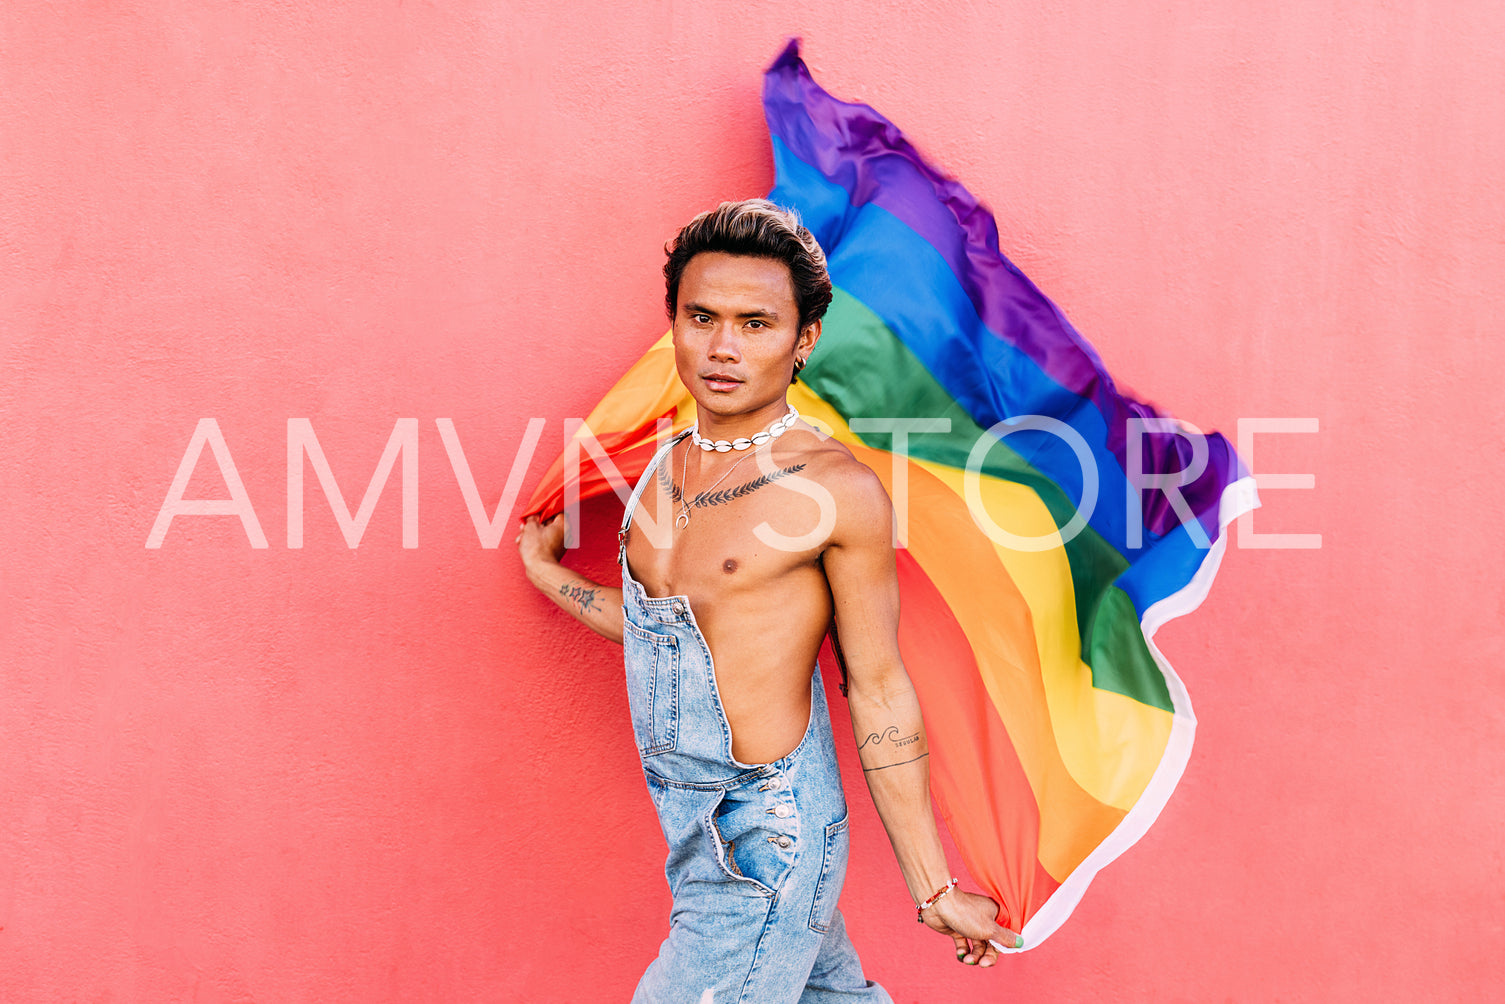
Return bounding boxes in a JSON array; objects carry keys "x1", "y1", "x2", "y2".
[{"x1": 676, "y1": 508, "x2": 690, "y2": 529}]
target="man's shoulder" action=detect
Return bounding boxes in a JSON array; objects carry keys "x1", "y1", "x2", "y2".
[{"x1": 785, "y1": 429, "x2": 892, "y2": 524}]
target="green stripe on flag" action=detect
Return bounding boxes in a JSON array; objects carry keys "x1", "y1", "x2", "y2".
[{"x1": 806, "y1": 289, "x2": 1174, "y2": 713}]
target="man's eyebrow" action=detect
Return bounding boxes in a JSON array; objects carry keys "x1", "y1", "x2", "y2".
[{"x1": 681, "y1": 302, "x2": 781, "y2": 320}]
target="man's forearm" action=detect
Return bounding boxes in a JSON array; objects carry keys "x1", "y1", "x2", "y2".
[
  {"x1": 524, "y1": 558, "x2": 625, "y2": 644},
  {"x1": 847, "y1": 676, "x2": 952, "y2": 904}
]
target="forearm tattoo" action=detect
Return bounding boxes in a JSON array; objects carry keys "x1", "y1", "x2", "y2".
[
  {"x1": 858, "y1": 725, "x2": 928, "y2": 772},
  {"x1": 858, "y1": 725, "x2": 922, "y2": 751},
  {"x1": 558, "y1": 581, "x2": 604, "y2": 614},
  {"x1": 862, "y1": 753, "x2": 929, "y2": 773}
]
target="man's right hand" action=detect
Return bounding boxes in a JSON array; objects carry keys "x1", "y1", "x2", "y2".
[
  {"x1": 516, "y1": 514, "x2": 567, "y2": 572},
  {"x1": 515, "y1": 514, "x2": 625, "y2": 644}
]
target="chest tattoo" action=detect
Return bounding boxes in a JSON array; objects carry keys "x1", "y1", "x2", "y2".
[{"x1": 658, "y1": 461, "x2": 807, "y2": 512}]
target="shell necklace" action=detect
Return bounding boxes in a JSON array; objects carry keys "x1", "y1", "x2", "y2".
[{"x1": 690, "y1": 406, "x2": 798, "y2": 452}]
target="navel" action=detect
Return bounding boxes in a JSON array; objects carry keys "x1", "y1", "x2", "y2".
[{"x1": 722, "y1": 558, "x2": 738, "y2": 574}]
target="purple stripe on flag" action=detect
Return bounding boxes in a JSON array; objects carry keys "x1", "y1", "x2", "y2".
[{"x1": 763, "y1": 40, "x2": 1241, "y2": 532}]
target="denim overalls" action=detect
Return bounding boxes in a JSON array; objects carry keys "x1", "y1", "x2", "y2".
[{"x1": 620, "y1": 433, "x2": 892, "y2": 1004}]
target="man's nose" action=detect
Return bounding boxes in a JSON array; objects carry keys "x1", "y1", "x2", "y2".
[{"x1": 707, "y1": 322, "x2": 740, "y2": 361}]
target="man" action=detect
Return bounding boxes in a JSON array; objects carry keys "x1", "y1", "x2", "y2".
[{"x1": 517, "y1": 200, "x2": 1017, "y2": 1003}]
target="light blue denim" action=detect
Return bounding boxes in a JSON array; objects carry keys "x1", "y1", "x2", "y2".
[{"x1": 619, "y1": 434, "x2": 891, "y2": 1004}]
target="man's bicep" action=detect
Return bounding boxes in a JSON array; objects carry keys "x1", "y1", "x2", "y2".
[{"x1": 822, "y1": 481, "x2": 903, "y2": 676}]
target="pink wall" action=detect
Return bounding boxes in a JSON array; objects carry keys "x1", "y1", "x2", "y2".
[{"x1": 4, "y1": 2, "x2": 1501, "y2": 1000}]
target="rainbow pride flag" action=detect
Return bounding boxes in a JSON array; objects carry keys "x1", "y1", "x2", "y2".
[{"x1": 524, "y1": 41, "x2": 1257, "y2": 948}]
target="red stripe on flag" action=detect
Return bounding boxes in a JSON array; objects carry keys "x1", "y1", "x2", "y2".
[
  {"x1": 521, "y1": 413, "x2": 674, "y2": 520},
  {"x1": 894, "y1": 549, "x2": 1061, "y2": 929}
]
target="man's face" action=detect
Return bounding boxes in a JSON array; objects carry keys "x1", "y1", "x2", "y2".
[{"x1": 672, "y1": 252, "x2": 819, "y2": 420}]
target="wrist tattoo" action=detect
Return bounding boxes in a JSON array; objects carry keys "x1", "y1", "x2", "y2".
[
  {"x1": 862, "y1": 753, "x2": 929, "y2": 773},
  {"x1": 558, "y1": 582, "x2": 604, "y2": 614}
]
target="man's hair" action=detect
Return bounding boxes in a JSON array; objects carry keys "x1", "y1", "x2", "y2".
[{"x1": 663, "y1": 199, "x2": 833, "y2": 330}]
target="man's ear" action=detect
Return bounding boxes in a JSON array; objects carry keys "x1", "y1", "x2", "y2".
[
  {"x1": 797, "y1": 319, "x2": 823, "y2": 357},
  {"x1": 791, "y1": 320, "x2": 821, "y2": 384}
]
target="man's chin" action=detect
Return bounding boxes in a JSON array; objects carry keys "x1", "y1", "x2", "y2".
[
  {"x1": 690, "y1": 390, "x2": 791, "y2": 419},
  {"x1": 688, "y1": 386, "x2": 743, "y2": 411}
]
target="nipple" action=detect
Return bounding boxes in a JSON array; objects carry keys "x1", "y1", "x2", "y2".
[{"x1": 722, "y1": 558, "x2": 738, "y2": 574}]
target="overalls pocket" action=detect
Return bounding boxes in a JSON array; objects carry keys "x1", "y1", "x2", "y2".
[
  {"x1": 707, "y1": 781, "x2": 796, "y2": 898},
  {"x1": 622, "y1": 620, "x2": 680, "y2": 756},
  {"x1": 808, "y1": 811, "x2": 850, "y2": 934}
]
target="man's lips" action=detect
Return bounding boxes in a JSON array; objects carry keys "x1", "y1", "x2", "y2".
[{"x1": 700, "y1": 374, "x2": 743, "y2": 390}]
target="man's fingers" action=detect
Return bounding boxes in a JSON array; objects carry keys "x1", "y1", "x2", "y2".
[
  {"x1": 950, "y1": 933, "x2": 968, "y2": 962},
  {"x1": 988, "y1": 928, "x2": 1025, "y2": 951},
  {"x1": 960, "y1": 935, "x2": 1003, "y2": 966}
]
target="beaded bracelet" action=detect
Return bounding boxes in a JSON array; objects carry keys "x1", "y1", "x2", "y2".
[{"x1": 915, "y1": 877, "x2": 959, "y2": 923}]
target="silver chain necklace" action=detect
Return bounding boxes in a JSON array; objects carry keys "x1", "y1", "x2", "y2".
[{"x1": 675, "y1": 438, "x2": 755, "y2": 529}]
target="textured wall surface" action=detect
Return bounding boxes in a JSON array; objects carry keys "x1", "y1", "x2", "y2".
[{"x1": 3, "y1": 2, "x2": 1501, "y2": 1001}]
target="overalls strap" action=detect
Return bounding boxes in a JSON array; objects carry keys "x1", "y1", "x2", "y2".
[{"x1": 619, "y1": 430, "x2": 690, "y2": 547}]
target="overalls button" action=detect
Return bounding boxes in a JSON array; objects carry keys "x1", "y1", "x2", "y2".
[
  {"x1": 772, "y1": 804, "x2": 793, "y2": 819},
  {"x1": 776, "y1": 835, "x2": 793, "y2": 849},
  {"x1": 671, "y1": 601, "x2": 686, "y2": 617},
  {"x1": 764, "y1": 778, "x2": 782, "y2": 792}
]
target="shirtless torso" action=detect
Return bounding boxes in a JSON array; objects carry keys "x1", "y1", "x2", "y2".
[{"x1": 623, "y1": 426, "x2": 873, "y2": 764}]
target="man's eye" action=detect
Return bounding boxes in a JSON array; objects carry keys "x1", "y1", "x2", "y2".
[
  {"x1": 693, "y1": 314, "x2": 711, "y2": 324},
  {"x1": 746, "y1": 320, "x2": 765, "y2": 330}
]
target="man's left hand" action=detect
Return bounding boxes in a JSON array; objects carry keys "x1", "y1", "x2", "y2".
[{"x1": 921, "y1": 889, "x2": 1021, "y2": 967}]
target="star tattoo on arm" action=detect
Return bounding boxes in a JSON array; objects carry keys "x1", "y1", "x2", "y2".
[{"x1": 558, "y1": 582, "x2": 604, "y2": 614}]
